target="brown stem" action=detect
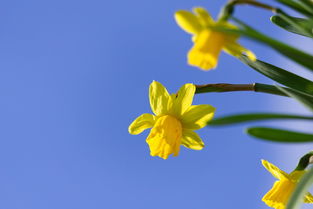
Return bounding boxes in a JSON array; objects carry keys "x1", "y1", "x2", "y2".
[
  {"x1": 195, "y1": 83, "x2": 291, "y2": 97},
  {"x1": 195, "y1": 83, "x2": 255, "y2": 94}
]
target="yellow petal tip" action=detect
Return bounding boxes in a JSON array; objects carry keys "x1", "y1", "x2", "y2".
[
  {"x1": 246, "y1": 50, "x2": 257, "y2": 61},
  {"x1": 174, "y1": 10, "x2": 202, "y2": 34}
]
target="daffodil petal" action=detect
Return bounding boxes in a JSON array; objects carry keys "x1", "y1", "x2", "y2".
[
  {"x1": 223, "y1": 42, "x2": 256, "y2": 61},
  {"x1": 170, "y1": 93, "x2": 177, "y2": 100},
  {"x1": 262, "y1": 160, "x2": 289, "y2": 180},
  {"x1": 246, "y1": 50, "x2": 257, "y2": 61},
  {"x1": 193, "y1": 7, "x2": 214, "y2": 27},
  {"x1": 128, "y1": 113, "x2": 155, "y2": 135},
  {"x1": 304, "y1": 192, "x2": 313, "y2": 203},
  {"x1": 181, "y1": 130, "x2": 204, "y2": 150},
  {"x1": 181, "y1": 104, "x2": 215, "y2": 130},
  {"x1": 172, "y1": 83, "x2": 196, "y2": 116},
  {"x1": 149, "y1": 81, "x2": 170, "y2": 115},
  {"x1": 174, "y1": 10, "x2": 202, "y2": 35}
]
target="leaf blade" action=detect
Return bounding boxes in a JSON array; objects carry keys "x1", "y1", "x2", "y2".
[
  {"x1": 270, "y1": 14, "x2": 313, "y2": 37},
  {"x1": 276, "y1": 85, "x2": 313, "y2": 112},
  {"x1": 246, "y1": 127, "x2": 313, "y2": 143},
  {"x1": 275, "y1": 0, "x2": 313, "y2": 16},
  {"x1": 209, "y1": 113, "x2": 313, "y2": 126},
  {"x1": 231, "y1": 18, "x2": 313, "y2": 71},
  {"x1": 240, "y1": 56, "x2": 313, "y2": 97}
]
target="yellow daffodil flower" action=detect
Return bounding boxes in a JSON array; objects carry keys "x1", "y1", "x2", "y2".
[
  {"x1": 128, "y1": 81, "x2": 215, "y2": 159},
  {"x1": 174, "y1": 7, "x2": 256, "y2": 70},
  {"x1": 262, "y1": 160, "x2": 313, "y2": 209}
]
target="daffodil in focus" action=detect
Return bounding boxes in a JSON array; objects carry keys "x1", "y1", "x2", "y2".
[
  {"x1": 128, "y1": 81, "x2": 215, "y2": 159},
  {"x1": 262, "y1": 160, "x2": 313, "y2": 209},
  {"x1": 174, "y1": 7, "x2": 256, "y2": 70}
]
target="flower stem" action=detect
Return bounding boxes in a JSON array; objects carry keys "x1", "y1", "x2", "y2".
[
  {"x1": 218, "y1": 0, "x2": 277, "y2": 21},
  {"x1": 195, "y1": 83, "x2": 289, "y2": 97},
  {"x1": 231, "y1": 0, "x2": 277, "y2": 13},
  {"x1": 195, "y1": 83, "x2": 254, "y2": 93}
]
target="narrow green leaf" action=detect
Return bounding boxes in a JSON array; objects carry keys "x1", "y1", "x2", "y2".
[
  {"x1": 255, "y1": 83, "x2": 313, "y2": 101},
  {"x1": 286, "y1": 166, "x2": 313, "y2": 209},
  {"x1": 231, "y1": 18, "x2": 313, "y2": 71},
  {"x1": 208, "y1": 113, "x2": 313, "y2": 126},
  {"x1": 298, "y1": 0, "x2": 313, "y2": 14},
  {"x1": 246, "y1": 127, "x2": 313, "y2": 143},
  {"x1": 276, "y1": 85, "x2": 313, "y2": 112},
  {"x1": 254, "y1": 83, "x2": 289, "y2": 97},
  {"x1": 240, "y1": 56, "x2": 313, "y2": 96},
  {"x1": 271, "y1": 13, "x2": 313, "y2": 37},
  {"x1": 275, "y1": 0, "x2": 313, "y2": 16}
]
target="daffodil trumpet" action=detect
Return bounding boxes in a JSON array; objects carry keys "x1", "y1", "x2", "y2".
[
  {"x1": 174, "y1": 7, "x2": 256, "y2": 71},
  {"x1": 128, "y1": 81, "x2": 215, "y2": 159},
  {"x1": 262, "y1": 160, "x2": 313, "y2": 209}
]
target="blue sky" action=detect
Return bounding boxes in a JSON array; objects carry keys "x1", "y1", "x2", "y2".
[{"x1": 0, "y1": 0, "x2": 312, "y2": 209}]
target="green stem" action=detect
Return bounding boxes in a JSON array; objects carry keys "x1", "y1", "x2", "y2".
[
  {"x1": 195, "y1": 83, "x2": 289, "y2": 97},
  {"x1": 254, "y1": 83, "x2": 288, "y2": 97},
  {"x1": 231, "y1": 0, "x2": 277, "y2": 12},
  {"x1": 218, "y1": 0, "x2": 277, "y2": 21}
]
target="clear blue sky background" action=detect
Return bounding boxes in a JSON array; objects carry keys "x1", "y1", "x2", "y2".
[{"x1": 0, "y1": 0, "x2": 312, "y2": 209}]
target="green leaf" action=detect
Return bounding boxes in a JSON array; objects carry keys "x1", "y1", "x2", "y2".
[
  {"x1": 271, "y1": 13, "x2": 313, "y2": 37},
  {"x1": 275, "y1": 0, "x2": 313, "y2": 16},
  {"x1": 254, "y1": 83, "x2": 292, "y2": 97},
  {"x1": 276, "y1": 85, "x2": 313, "y2": 111},
  {"x1": 298, "y1": 0, "x2": 313, "y2": 15},
  {"x1": 246, "y1": 127, "x2": 313, "y2": 143},
  {"x1": 240, "y1": 56, "x2": 313, "y2": 96},
  {"x1": 208, "y1": 113, "x2": 313, "y2": 126},
  {"x1": 231, "y1": 18, "x2": 313, "y2": 71},
  {"x1": 286, "y1": 166, "x2": 313, "y2": 209}
]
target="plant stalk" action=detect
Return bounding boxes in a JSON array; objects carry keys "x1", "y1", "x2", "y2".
[
  {"x1": 195, "y1": 83, "x2": 289, "y2": 97},
  {"x1": 230, "y1": 0, "x2": 277, "y2": 12}
]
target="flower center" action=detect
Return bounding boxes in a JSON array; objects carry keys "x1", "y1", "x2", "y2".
[{"x1": 146, "y1": 115, "x2": 183, "y2": 159}]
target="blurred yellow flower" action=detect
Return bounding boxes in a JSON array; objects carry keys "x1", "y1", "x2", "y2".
[
  {"x1": 262, "y1": 160, "x2": 313, "y2": 209},
  {"x1": 174, "y1": 7, "x2": 256, "y2": 70},
  {"x1": 128, "y1": 81, "x2": 215, "y2": 159}
]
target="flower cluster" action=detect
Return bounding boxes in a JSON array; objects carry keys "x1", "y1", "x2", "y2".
[{"x1": 128, "y1": 3, "x2": 313, "y2": 209}]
